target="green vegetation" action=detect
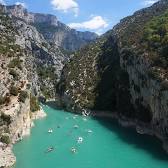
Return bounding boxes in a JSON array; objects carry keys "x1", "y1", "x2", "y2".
[
  {"x1": 142, "y1": 10, "x2": 168, "y2": 68},
  {"x1": 0, "y1": 96, "x2": 11, "y2": 105},
  {"x1": 0, "y1": 112, "x2": 11, "y2": 125},
  {"x1": 0, "y1": 14, "x2": 22, "y2": 57},
  {"x1": 10, "y1": 86, "x2": 19, "y2": 96},
  {"x1": 8, "y1": 58, "x2": 22, "y2": 69},
  {"x1": 19, "y1": 91, "x2": 28, "y2": 103},
  {"x1": 1, "y1": 134, "x2": 11, "y2": 144},
  {"x1": 26, "y1": 83, "x2": 31, "y2": 90},
  {"x1": 0, "y1": 40, "x2": 21, "y2": 57},
  {"x1": 41, "y1": 86, "x2": 52, "y2": 99},
  {"x1": 30, "y1": 95, "x2": 40, "y2": 112},
  {"x1": 37, "y1": 66, "x2": 56, "y2": 80},
  {"x1": 0, "y1": 96, "x2": 6, "y2": 105},
  {"x1": 9, "y1": 69, "x2": 19, "y2": 80}
]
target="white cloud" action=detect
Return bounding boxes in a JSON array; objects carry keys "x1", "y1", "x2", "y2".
[
  {"x1": 95, "y1": 29, "x2": 104, "y2": 35},
  {"x1": 15, "y1": 2, "x2": 27, "y2": 8},
  {"x1": 142, "y1": 0, "x2": 158, "y2": 6},
  {"x1": 0, "y1": 0, "x2": 6, "y2": 5},
  {"x1": 68, "y1": 16, "x2": 109, "y2": 31},
  {"x1": 51, "y1": 0, "x2": 79, "y2": 16}
]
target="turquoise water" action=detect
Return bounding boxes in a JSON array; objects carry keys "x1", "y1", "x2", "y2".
[{"x1": 13, "y1": 105, "x2": 168, "y2": 168}]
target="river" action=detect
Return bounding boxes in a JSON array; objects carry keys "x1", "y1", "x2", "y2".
[{"x1": 13, "y1": 105, "x2": 168, "y2": 168}]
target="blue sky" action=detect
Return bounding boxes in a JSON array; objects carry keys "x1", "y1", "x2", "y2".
[{"x1": 1, "y1": 0, "x2": 159, "y2": 34}]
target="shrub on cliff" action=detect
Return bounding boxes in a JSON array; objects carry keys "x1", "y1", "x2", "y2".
[
  {"x1": 9, "y1": 69, "x2": 19, "y2": 80},
  {"x1": 8, "y1": 58, "x2": 22, "y2": 70},
  {"x1": 30, "y1": 95, "x2": 40, "y2": 112},
  {"x1": 142, "y1": 10, "x2": 168, "y2": 68},
  {"x1": 37, "y1": 66, "x2": 56, "y2": 80},
  {"x1": 26, "y1": 83, "x2": 31, "y2": 90},
  {"x1": 1, "y1": 134, "x2": 11, "y2": 144},
  {"x1": 0, "y1": 112, "x2": 11, "y2": 125},
  {"x1": 10, "y1": 86, "x2": 19, "y2": 96},
  {"x1": 19, "y1": 91, "x2": 28, "y2": 103},
  {"x1": 41, "y1": 86, "x2": 52, "y2": 99},
  {"x1": 0, "y1": 96, "x2": 6, "y2": 105},
  {"x1": 0, "y1": 96, "x2": 11, "y2": 105}
]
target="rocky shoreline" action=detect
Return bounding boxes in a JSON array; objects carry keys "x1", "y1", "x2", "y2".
[
  {"x1": 31, "y1": 107, "x2": 47, "y2": 120},
  {"x1": 0, "y1": 107, "x2": 47, "y2": 168},
  {"x1": 91, "y1": 111, "x2": 168, "y2": 154},
  {"x1": 0, "y1": 145, "x2": 16, "y2": 168}
]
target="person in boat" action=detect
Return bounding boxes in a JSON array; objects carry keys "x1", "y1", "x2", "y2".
[
  {"x1": 48, "y1": 129, "x2": 53, "y2": 133},
  {"x1": 45, "y1": 146, "x2": 54, "y2": 153},
  {"x1": 77, "y1": 137, "x2": 83, "y2": 143},
  {"x1": 73, "y1": 125, "x2": 79, "y2": 129}
]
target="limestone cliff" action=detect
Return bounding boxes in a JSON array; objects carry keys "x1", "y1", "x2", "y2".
[
  {"x1": 57, "y1": 0, "x2": 168, "y2": 152},
  {"x1": 0, "y1": 3, "x2": 97, "y2": 168},
  {"x1": 5, "y1": 4, "x2": 98, "y2": 51},
  {"x1": 0, "y1": 10, "x2": 48, "y2": 167},
  {"x1": 0, "y1": 3, "x2": 67, "y2": 100}
]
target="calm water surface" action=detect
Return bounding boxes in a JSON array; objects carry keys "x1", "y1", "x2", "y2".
[{"x1": 13, "y1": 105, "x2": 168, "y2": 168}]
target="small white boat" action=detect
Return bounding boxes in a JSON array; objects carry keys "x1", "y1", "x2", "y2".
[
  {"x1": 73, "y1": 116, "x2": 76, "y2": 119},
  {"x1": 82, "y1": 112, "x2": 87, "y2": 117},
  {"x1": 71, "y1": 147, "x2": 77, "y2": 153},
  {"x1": 48, "y1": 129, "x2": 53, "y2": 133},
  {"x1": 77, "y1": 137, "x2": 83, "y2": 143},
  {"x1": 45, "y1": 146, "x2": 54, "y2": 153},
  {"x1": 82, "y1": 109, "x2": 90, "y2": 116},
  {"x1": 87, "y1": 129, "x2": 93, "y2": 133},
  {"x1": 73, "y1": 125, "x2": 79, "y2": 129}
]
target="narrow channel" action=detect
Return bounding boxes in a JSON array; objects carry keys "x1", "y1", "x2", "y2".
[{"x1": 13, "y1": 105, "x2": 168, "y2": 168}]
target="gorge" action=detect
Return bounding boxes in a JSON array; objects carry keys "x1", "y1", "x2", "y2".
[{"x1": 0, "y1": 0, "x2": 168, "y2": 167}]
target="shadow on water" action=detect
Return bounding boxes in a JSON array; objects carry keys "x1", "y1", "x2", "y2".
[
  {"x1": 44, "y1": 101, "x2": 62, "y2": 110},
  {"x1": 97, "y1": 117, "x2": 168, "y2": 161}
]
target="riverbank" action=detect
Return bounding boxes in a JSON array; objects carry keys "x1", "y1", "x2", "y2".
[
  {"x1": 91, "y1": 111, "x2": 168, "y2": 154},
  {"x1": 0, "y1": 145, "x2": 16, "y2": 168},
  {"x1": 31, "y1": 107, "x2": 47, "y2": 120},
  {"x1": 0, "y1": 107, "x2": 46, "y2": 168}
]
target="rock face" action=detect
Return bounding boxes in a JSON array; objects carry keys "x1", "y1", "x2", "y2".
[
  {"x1": 6, "y1": 5, "x2": 58, "y2": 26},
  {"x1": 5, "y1": 4, "x2": 98, "y2": 51},
  {"x1": 57, "y1": 0, "x2": 168, "y2": 152},
  {"x1": 0, "y1": 3, "x2": 97, "y2": 168},
  {"x1": 14, "y1": 18, "x2": 66, "y2": 98},
  {"x1": 0, "y1": 4, "x2": 67, "y2": 99},
  {"x1": 0, "y1": 146, "x2": 16, "y2": 168}
]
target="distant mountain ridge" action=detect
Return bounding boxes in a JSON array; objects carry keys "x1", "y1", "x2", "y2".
[{"x1": 3, "y1": 4, "x2": 98, "y2": 51}]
